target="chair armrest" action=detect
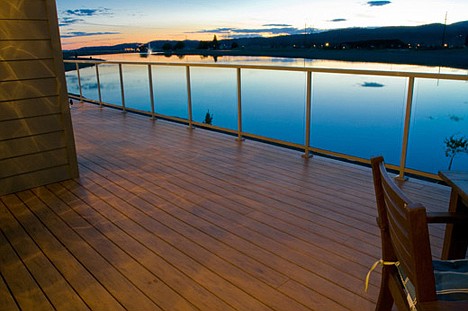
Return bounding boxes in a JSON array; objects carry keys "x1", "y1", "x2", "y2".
[
  {"x1": 419, "y1": 300, "x2": 468, "y2": 311},
  {"x1": 426, "y1": 212, "x2": 468, "y2": 224}
]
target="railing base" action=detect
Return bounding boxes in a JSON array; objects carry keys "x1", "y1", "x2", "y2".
[
  {"x1": 395, "y1": 175, "x2": 409, "y2": 182},
  {"x1": 302, "y1": 152, "x2": 313, "y2": 159}
]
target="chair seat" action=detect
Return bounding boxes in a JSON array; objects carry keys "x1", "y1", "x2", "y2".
[
  {"x1": 398, "y1": 259, "x2": 468, "y2": 308},
  {"x1": 433, "y1": 259, "x2": 468, "y2": 301}
]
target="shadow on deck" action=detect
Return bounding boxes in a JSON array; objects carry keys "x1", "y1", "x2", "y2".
[{"x1": 0, "y1": 101, "x2": 451, "y2": 311}]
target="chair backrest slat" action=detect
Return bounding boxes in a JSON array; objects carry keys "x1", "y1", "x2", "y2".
[{"x1": 371, "y1": 156, "x2": 437, "y2": 303}]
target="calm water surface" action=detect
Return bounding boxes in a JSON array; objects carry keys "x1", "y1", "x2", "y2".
[{"x1": 66, "y1": 54, "x2": 468, "y2": 174}]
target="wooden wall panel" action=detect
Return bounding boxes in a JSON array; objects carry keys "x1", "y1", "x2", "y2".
[
  {"x1": 0, "y1": 0, "x2": 79, "y2": 195},
  {"x1": 0, "y1": 59, "x2": 56, "y2": 81},
  {"x1": 0, "y1": 41, "x2": 53, "y2": 61},
  {"x1": 0, "y1": 97, "x2": 61, "y2": 121},
  {"x1": 0, "y1": 149, "x2": 69, "y2": 179},
  {"x1": 0, "y1": 114, "x2": 63, "y2": 140},
  {"x1": 0, "y1": 78, "x2": 58, "y2": 102},
  {"x1": 0, "y1": 132, "x2": 66, "y2": 159},
  {"x1": 0, "y1": 166, "x2": 72, "y2": 196},
  {"x1": 0, "y1": 20, "x2": 50, "y2": 40},
  {"x1": 1, "y1": 0, "x2": 47, "y2": 20}
]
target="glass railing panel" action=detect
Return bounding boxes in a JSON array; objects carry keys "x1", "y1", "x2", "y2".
[
  {"x1": 64, "y1": 59, "x2": 468, "y2": 178},
  {"x1": 310, "y1": 73, "x2": 408, "y2": 165},
  {"x1": 407, "y1": 78, "x2": 468, "y2": 173},
  {"x1": 242, "y1": 69, "x2": 306, "y2": 144},
  {"x1": 151, "y1": 66, "x2": 188, "y2": 119},
  {"x1": 65, "y1": 69, "x2": 80, "y2": 97},
  {"x1": 66, "y1": 65, "x2": 99, "y2": 102},
  {"x1": 190, "y1": 67, "x2": 237, "y2": 129},
  {"x1": 121, "y1": 64, "x2": 151, "y2": 112},
  {"x1": 98, "y1": 64, "x2": 123, "y2": 107}
]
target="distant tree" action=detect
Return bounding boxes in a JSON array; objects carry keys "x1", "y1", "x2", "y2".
[
  {"x1": 444, "y1": 134, "x2": 468, "y2": 170},
  {"x1": 197, "y1": 41, "x2": 209, "y2": 49},
  {"x1": 162, "y1": 43, "x2": 172, "y2": 51},
  {"x1": 231, "y1": 41, "x2": 239, "y2": 49},
  {"x1": 174, "y1": 41, "x2": 185, "y2": 50},
  {"x1": 212, "y1": 35, "x2": 219, "y2": 49}
]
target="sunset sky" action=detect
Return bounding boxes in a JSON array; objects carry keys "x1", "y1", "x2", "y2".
[{"x1": 56, "y1": 0, "x2": 468, "y2": 50}]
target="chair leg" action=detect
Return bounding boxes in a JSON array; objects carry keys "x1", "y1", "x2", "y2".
[{"x1": 375, "y1": 269, "x2": 394, "y2": 311}]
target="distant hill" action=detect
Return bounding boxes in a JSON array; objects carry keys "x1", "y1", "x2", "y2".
[
  {"x1": 229, "y1": 21, "x2": 468, "y2": 48},
  {"x1": 64, "y1": 21, "x2": 468, "y2": 55},
  {"x1": 63, "y1": 42, "x2": 141, "y2": 57}
]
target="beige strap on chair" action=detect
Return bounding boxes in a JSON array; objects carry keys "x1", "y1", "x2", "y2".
[{"x1": 365, "y1": 259, "x2": 400, "y2": 292}]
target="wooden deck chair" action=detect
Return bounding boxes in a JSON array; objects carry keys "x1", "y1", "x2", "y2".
[{"x1": 369, "y1": 156, "x2": 468, "y2": 311}]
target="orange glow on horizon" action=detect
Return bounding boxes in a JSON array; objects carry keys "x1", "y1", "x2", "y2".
[{"x1": 60, "y1": 32, "x2": 220, "y2": 50}]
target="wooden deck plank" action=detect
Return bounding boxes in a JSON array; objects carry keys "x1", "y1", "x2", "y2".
[
  {"x1": 1, "y1": 193, "x2": 92, "y2": 311},
  {"x1": 16, "y1": 189, "x2": 130, "y2": 311},
  {"x1": 73, "y1": 126, "x2": 378, "y2": 282},
  {"x1": 49, "y1": 180, "x2": 244, "y2": 311},
  {"x1": 77, "y1": 154, "x2": 381, "y2": 299},
  {"x1": 70, "y1": 111, "x2": 379, "y2": 310},
  {"x1": 0, "y1": 271, "x2": 19, "y2": 311},
  {"x1": 66, "y1": 169, "x2": 311, "y2": 311},
  {"x1": 6, "y1": 190, "x2": 159, "y2": 310},
  {"x1": 27, "y1": 184, "x2": 167, "y2": 311},
  {"x1": 0, "y1": 102, "x2": 453, "y2": 310},
  {"x1": 0, "y1": 198, "x2": 58, "y2": 311},
  {"x1": 70, "y1": 102, "x2": 448, "y2": 309}
]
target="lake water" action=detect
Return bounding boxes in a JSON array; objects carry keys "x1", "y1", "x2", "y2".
[{"x1": 65, "y1": 54, "x2": 468, "y2": 174}]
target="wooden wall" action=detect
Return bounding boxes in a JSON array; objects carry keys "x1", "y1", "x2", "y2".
[{"x1": 0, "y1": 0, "x2": 79, "y2": 195}]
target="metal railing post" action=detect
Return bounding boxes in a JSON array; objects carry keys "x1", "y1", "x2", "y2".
[
  {"x1": 148, "y1": 64, "x2": 156, "y2": 120},
  {"x1": 186, "y1": 66, "x2": 193, "y2": 128},
  {"x1": 397, "y1": 76, "x2": 415, "y2": 180},
  {"x1": 303, "y1": 71, "x2": 313, "y2": 158},
  {"x1": 95, "y1": 64, "x2": 102, "y2": 108},
  {"x1": 118, "y1": 63, "x2": 126, "y2": 112},
  {"x1": 75, "y1": 62, "x2": 83, "y2": 103},
  {"x1": 236, "y1": 68, "x2": 244, "y2": 141}
]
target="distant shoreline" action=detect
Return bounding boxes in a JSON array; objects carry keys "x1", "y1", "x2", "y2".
[
  {"x1": 170, "y1": 47, "x2": 468, "y2": 70},
  {"x1": 65, "y1": 47, "x2": 468, "y2": 70}
]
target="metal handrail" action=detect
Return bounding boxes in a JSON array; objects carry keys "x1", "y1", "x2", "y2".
[
  {"x1": 64, "y1": 59, "x2": 468, "y2": 180},
  {"x1": 66, "y1": 59, "x2": 468, "y2": 81}
]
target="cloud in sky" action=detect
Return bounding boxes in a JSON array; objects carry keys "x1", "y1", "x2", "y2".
[
  {"x1": 59, "y1": 7, "x2": 120, "y2": 39},
  {"x1": 263, "y1": 24, "x2": 292, "y2": 27},
  {"x1": 330, "y1": 18, "x2": 347, "y2": 22},
  {"x1": 367, "y1": 1, "x2": 392, "y2": 7},
  {"x1": 60, "y1": 7, "x2": 113, "y2": 27},
  {"x1": 64, "y1": 8, "x2": 112, "y2": 17},
  {"x1": 60, "y1": 31, "x2": 120, "y2": 38},
  {"x1": 59, "y1": 17, "x2": 83, "y2": 27},
  {"x1": 193, "y1": 27, "x2": 235, "y2": 34},
  {"x1": 189, "y1": 24, "x2": 305, "y2": 38},
  {"x1": 232, "y1": 27, "x2": 302, "y2": 35}
]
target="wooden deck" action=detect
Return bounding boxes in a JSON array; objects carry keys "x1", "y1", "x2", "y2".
[{"x1": 0, "y1": 101, "x2": 452, "y2": 311}]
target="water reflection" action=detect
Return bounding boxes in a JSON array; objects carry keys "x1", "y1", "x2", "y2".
[
  {"x1": 310, "y1": 73, "x2": 408, "y2": 165},
  {"x1": 407, "y1": 79, "x2": 468, "y2": 171},
  {"x1": 65, "y1": 54, "x2": 468, "y2": 174}
]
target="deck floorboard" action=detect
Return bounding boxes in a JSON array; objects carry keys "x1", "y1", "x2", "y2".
[{"x1": 0, "y1": 102, "x2": 453, "y2": 310}]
